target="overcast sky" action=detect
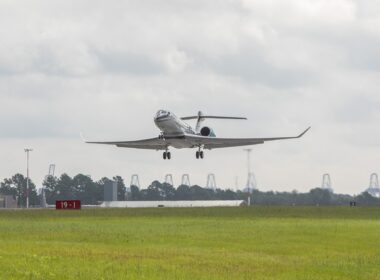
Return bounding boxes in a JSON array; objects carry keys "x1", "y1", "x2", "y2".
[{"x1": 1, "y1": 0, "x2": 379, "y2": 194}]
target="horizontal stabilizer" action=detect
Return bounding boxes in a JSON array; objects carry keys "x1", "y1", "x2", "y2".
[{"x1": 181, "y1": 116, "x2": 247, "y2": 120}]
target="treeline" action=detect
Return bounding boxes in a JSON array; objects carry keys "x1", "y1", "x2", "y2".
[
  {"x1": 129, "y1": 182, "x2": 380, "y2": 206},
  {"x1": 1, "y1": 173, "x2": 380, "y2": 206},
  {"x1": 0, "y1": 173, "x2": 127, "y2": 206}
]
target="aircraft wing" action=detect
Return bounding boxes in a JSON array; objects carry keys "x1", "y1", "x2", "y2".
[
  {"x1": 83, "y1": 127, "x2": 310, "y2": 150},
  {"x1": 183, "y1": 127, "x2": 311, "y2": 149},
  {"x1": 84, "y1": 137, "x2": 167, "y2": 150}
]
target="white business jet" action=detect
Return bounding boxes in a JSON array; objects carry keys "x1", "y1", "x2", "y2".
[{"x1": 85, "y1": 110, "x2": 310, "y2": 160}]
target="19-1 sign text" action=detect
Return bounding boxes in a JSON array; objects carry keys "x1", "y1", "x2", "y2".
[{"x1": 55, "y1": 200, "x2": 81, "y2": 210}]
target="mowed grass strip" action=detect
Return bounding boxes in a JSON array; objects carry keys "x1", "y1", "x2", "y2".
[{"x1": 0, "y1": 207, "x2": 380, "y2": 280}]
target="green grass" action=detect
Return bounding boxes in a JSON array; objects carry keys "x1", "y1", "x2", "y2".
[{"x1": 0, "y1": 207, "x2": 380, "y2": 279}]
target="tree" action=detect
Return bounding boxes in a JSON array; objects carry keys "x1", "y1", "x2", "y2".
[
  {"x1": 54, "y1": 174, "x2": 75, "y2": 201},
  {"x1": 0, "y1": 174, "x2": 38, "y2": 207},
  {"x1": 189, "y1": 185, "x2": 213, "y2": 200},
  {"x1": 145, "y1": 181, "x2": 164, "y2": 200},
  {"x1": 175, "y1": 185, "x2": 191, "y2": 200},
  {"x1": 309, "y1": 188, "x2": 332, "y2": 205},
  {"x1": 73, "y1": 174, "x2": 101, "y2": 204},
  {"x1": 356, "y1": 192, "x2": 380, "y2": 206},
  {"x1": 216, "y1": 189, "x2": 237, "y2": 200},
  {"x1": 0, "y1": 180, "x2": 17, "y2": 198},
  {"x1": 129, "y1": 185, "x2": 141, "y2": 200},
  {"x1": 113, "y1": 176, "x2": 126, "y2": 201},
  {"x1": 43, "y1": 175, "x2": 59, "y2": 204},
  {"x1": 160, "y1": 183, "x2": 176, "y2": 200}
]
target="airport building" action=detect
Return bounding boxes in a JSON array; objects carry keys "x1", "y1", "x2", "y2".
[
  {"x1": 100, "y1": 200, "x2": 246, "y2": 208},
  {"x1": 104, "y1": 180, "x2": 117, "y2": 201},
  {"x1": 0, "y1": 195, "x2": 17, "y2": 208}
]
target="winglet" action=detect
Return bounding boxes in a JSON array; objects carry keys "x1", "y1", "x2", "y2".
[{"x1": 297, "y1": 127, "x2": 311, "y2": 138}]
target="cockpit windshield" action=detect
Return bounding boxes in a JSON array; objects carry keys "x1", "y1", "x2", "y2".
[{"x1": 155, "y1": 110, "x2": 169, "y2": 118}]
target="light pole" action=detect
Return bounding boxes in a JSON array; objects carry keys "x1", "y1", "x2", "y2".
[
  {"x1": 244, "y1": 148, "x2": 256, "y2": 206},
  {"x1": 24, "y1": 148, "x2": 33, "y2": 208}
]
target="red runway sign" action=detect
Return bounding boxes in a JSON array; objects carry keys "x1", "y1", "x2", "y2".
[{"x1": 56, "y1": 200, "x2": 81, "y2": 210}]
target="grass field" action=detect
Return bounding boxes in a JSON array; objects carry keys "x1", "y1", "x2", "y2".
[{"x1": 0, "y1": 207, "x2": 380, "y2": 280}]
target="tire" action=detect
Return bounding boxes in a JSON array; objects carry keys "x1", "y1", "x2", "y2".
[
  {"x1": 196, "y1": 151, "x2": 199, "y2": 159},
  {"x1": 200, "y1": 151, "x2": 204, "y2": 159},
  {"x1": 167, "y1": 152, "x2": 171, "y2": 160},
  {"x1": 163, "y1": 152, "x2": 167, "y2": 160}
]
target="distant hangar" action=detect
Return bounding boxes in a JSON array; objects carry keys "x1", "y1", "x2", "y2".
[{"x1": 100, "y1": 200, "x2": 246, "y2": 208}]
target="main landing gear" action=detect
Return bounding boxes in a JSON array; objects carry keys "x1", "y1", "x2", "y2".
[
  {"x1": 195, "y1": 149, "x2": 204, "y2": 159},
  {"x1": 163, "y1": 151, "x2": 171, "y2": 160},
  {"x1": 160, "y1": 135, "x2": 170, "y2": 160}
]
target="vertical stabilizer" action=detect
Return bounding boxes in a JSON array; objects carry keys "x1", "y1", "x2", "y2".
[{"x1": 195, "y1": 111, "x2": 205, "y2": 133}]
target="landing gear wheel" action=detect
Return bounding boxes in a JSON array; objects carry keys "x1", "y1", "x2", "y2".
[
  {"x1": 163, "y1": 151, "x2": 171, "y2": 160},
  {"x1": 196, "y1": 151, "x2": 200, "y2": 159},
  {"x1": 200, "y1": 151, "x2": 204, "y2": 159}
]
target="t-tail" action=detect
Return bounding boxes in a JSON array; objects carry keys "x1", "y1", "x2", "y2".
[{"x1": 181, "y1": 111, "x2": 247, "y2": 133}]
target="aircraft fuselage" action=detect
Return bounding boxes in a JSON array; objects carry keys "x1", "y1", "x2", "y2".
[{"x1": 154, "y1": 110, "x2": 194, "y2": 137}]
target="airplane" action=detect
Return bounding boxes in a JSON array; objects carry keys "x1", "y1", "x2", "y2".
[{"x1": 84, "y1": 110, "x2": 310, "y2": 160}]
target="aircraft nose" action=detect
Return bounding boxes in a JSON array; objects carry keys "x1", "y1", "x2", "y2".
[{"x1": 154, "y1": 110, "x2": 171, "y2": 121}]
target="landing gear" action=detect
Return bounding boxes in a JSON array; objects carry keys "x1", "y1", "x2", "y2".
[
  {"x1": 196, "y1": 149, "x2": 204, "y2": 159},
  {"x1": 163, "y1": 151, "x2": 171, "y2": 160},
  {"x1": 158, "y1": 134, "x2": 164, "y2": 139}
]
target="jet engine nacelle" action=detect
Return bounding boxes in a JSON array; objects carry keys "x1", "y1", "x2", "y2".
[{"x1": 200, "y1": 126, "x2": 216, "y2": 137}]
